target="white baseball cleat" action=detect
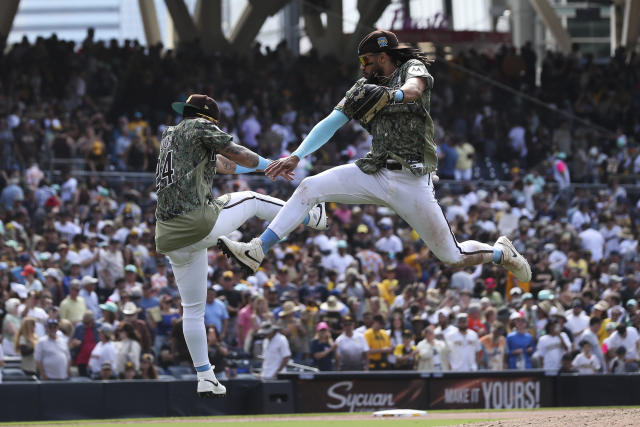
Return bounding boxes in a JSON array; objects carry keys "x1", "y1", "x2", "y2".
[
  {"x1": 196, "y1": 367, "x2": 226, "y2": 398},
  {"x1": 307, "y1": 202, "x2": 328, "y2": 230},
  {"x1": 495, "y1": 236, "x2": 532, "y2": 283},
  {"x1": 217, "y1": 236, "x2": 264, "y2": 273}
]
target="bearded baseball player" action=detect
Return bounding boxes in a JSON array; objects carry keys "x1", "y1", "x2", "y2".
[
  {"x1": 155, "y1": 95, "x2": 327, "y2": 398},
  {"x1": 218, "y1": 30, "x2": 531, "y2": 285}
]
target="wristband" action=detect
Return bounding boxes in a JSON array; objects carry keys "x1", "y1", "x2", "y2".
[
  {"x1": 234, "y1": 155, "x2": 271, "y2": 174},
  {"x1": 393, "y1": 89, "x2": 404, "y2": 103}
]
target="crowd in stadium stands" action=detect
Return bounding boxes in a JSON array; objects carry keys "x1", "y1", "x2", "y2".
[{"x1": 0, "y1": 30, "x2": 640, "y2": 382}]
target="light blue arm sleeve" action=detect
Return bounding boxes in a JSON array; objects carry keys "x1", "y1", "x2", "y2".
[
  {"x1": 234, "y1": 155, "x2": 271, "y2": 174},
  {"x1": 292, "y1": 109, "x2": 349, "y2": 160}
]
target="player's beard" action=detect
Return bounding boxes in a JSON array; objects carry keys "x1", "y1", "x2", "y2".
[{"x1": 363, "y1": 64, "x2": 388, "y2": 85}]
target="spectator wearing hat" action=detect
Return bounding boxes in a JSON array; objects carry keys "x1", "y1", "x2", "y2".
[
  {"x1": 319, "y1": 295, "x2": 349, "y2": 317},
  {"x1": 378, "y1": 266, "x2": 399, "y2": 308},
  {"x1": 566, "y1": 299, "x2": 590, "y2": 336},
  {"x1": 151, "y1": 258, "x2": 169, "y2": 291},
  {"x1": 482, "y1": 278, "x2": 503, "y2": 306},
  {"x1": 355, "y1": 237, "x2": 383, "y2": 280},
  {"x1": 467, "y1": 303, "x2": 486, "y2": 335},
  {"x1": 445, "y1": 313, "x2": 482, "y2": 372},
  {"x1": 259, "y1": 322, "x2": 291, "y2": 379},
  {"x1": 140, "y1": 353, "x2": 159, "y2": 379},
  {"x1": 536, "y1": 319, "x2": 570, "y2": 370},
  {"x1": 298, "y1": 268, "x2": 329, "y2": 304},
  {"x1": 152, "y1": 294, "x2": 180, "y2": 356},
  {"x1": 572, "y1": 340, "x2": 600, "y2": 374},
  {"x1": 89, "y1": 324, "x2": 117, "y2": 377},
  {"x1": 337, "y1": 269, "x2": 366, "y2": 309},
  {"x1": 98, "y1": 301, "x2": 119, "y2": 329},
  {"x1": 78, "y1": 234, "x2": 101, "y2": 278},
  {"x1": 204, "y1": 285, "x2": 229, "y2": 340},
  {"x1": 97, "y1": 238, "x2": 124, "y2": 293},
  {"x1": 324, "y1": 240, "x2": 355, "y2": 279},
  {"x1": 393, "y1": 329, "x2": 416, "y2": 370},
  {"x1": 506, "y1": 312, "x2": 535, "y2": 369},
  {"x1": 574, "y1": 317, "x2": 607, "y2": 370},
  {"x1": 121, "y1": 301, "x2": 152, "y2": 354},
  {"x1": 219, "y1": 270, "x2": 242, "y2": 347},
  {"x1": 277, "y1": 301, "x2": 306, "y2": 363},
  {"x1": 138, "y1": 282, "x2": 159, "y2": 321},
  {"x1": 59, "y1": 279, "x2": 87, "y2": 324},
  {"x1": 415, "y1": 325, "x2": 450, "y2": 372},
  {"x1": 125, "y1": 229, "x2": 149, "y2": 266},
  {"x1": 116, "y1": 323, "x2": 142, "y2": 374},
  {"x1": 97, "y1": 362, "x2": 117, "y2": 380},
  {"x1": 310, "y1": 321, "x2": 336, "y2": 371},
  {"x1": 364, "y1": 314, "x2": 392, "y2": 370},
  {"x1": 434, "y1": 307, "x2": 456, "y2": 339},
  {"x1": 113, "y1": 214, "x2": 135, "y2": 244},
  {"x1": 62, "y1": 262, "x2": 83, "y2": 296},
  {"x1": 35, "y1": 318, "x2": 70, "y2": 380},
  {"x1": 70, "y1": 311, "x2": 101, "y2": 377},
  {"x1": 80, "y1": 276, "x2": 100, "y2": 320},
  {"x1": 274, "y1": 267, "x2": 297, "y2": 300},
  {"x1": 121, "y1": 361, "x2": 142, "y2": 379},
  {"x1": 22, "y1": 265, "x2": 43, "y2": 293},
  {"x1": 603, "y1": 323, "x2": 640, "y2": 372},
  {"x1": 43, "y1": 268, "x2": 64, "y2": 306},
  {"x1": 19, "y1": 291, "x2": 48, "y2": 337},
  {"x1": 123, "y1": 264, "x2": 143, "y2": 294},
  {"x1": 479, "y1": 321, "x2": 506, "y2": 370},
  {"x1": 375, "y1": 218, "x2": 402, "y2": 255},
  {"x1": 335, "y1": 316, "x2": 369, "y2": 371}
]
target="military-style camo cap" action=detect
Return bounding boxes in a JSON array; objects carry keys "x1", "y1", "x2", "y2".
[
  {"x1": 357, "y1": 30, "x2": 400, "y2": 55},
  {"x1": 172, "y1": 94, "x2": 220, "y2": 123}
]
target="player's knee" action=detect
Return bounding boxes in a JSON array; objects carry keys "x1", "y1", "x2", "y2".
[
  {"x1": 297, "y1": 176, "x2": 321, "y2": 204},
  {"x1": 182, "y1": 302, "x2": 205, "y2": 319},
  {"x1": 435, "y1": 251, "x2": 464, "y2": 268}
]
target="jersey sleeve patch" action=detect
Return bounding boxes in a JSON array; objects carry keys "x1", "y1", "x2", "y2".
[{"x1": 405, "y1": 60, "x2": 434, "y2": 89}]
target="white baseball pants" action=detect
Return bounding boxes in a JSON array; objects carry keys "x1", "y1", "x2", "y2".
[
  {"x1": 269, "y1": 163, "x2": 495, "y2": 267},
  {"x1": 165, "y1": 191, "x2": 284, "y2": 367}
]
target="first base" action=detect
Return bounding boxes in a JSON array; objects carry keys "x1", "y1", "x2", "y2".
[{"x1": 372, "y1": 409, "x2": 427, "y2": 417}]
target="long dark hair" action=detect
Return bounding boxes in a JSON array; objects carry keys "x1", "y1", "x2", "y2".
[{"x1": 387, "y1": 46, "x2": 434, "y2": 67}]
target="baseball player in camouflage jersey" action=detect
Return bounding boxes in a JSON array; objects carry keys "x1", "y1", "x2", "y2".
[
  {"x1": 155, "y1": 95, "x2": 327, "y2": 398},
  {"x1": 218, "y1": 30, "x2": 531, "y2": 285}
]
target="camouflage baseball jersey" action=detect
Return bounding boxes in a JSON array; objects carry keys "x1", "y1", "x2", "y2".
[
  {"x1": 155, "y1": 118, "x2": 232, "y2": 253},
  {"x1": 336, "y1": 59, "x2": 437, "y2": 176}
]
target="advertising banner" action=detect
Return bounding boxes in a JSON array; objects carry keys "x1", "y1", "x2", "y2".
[
  {"x1": 296, "y1": 379, "x2": 427, "y2": 412},
  {"x1": 429, "y1": 376, "x2": 553, "y2": 409}
]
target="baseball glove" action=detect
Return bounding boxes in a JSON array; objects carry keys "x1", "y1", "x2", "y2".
[{"x1": 343, "y1": 84, "x2": 393, "y2": 125}]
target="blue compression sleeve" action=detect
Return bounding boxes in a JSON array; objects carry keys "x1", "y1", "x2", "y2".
[
  {"x1": 234, "y1": 155, "x2": 270, "y2": 174},
  {"x1": 292, "y1": 109, "x2": 349, "y2": 159}
]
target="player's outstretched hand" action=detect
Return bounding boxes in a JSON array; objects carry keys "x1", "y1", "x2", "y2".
[{"x1": 265, "y1": 155, "x2": 299, "y2": 182}]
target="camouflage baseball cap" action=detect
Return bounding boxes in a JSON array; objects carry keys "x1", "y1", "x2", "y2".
[{"x1": 172, "y1": 94, "x2": 220, "y2": 122}]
